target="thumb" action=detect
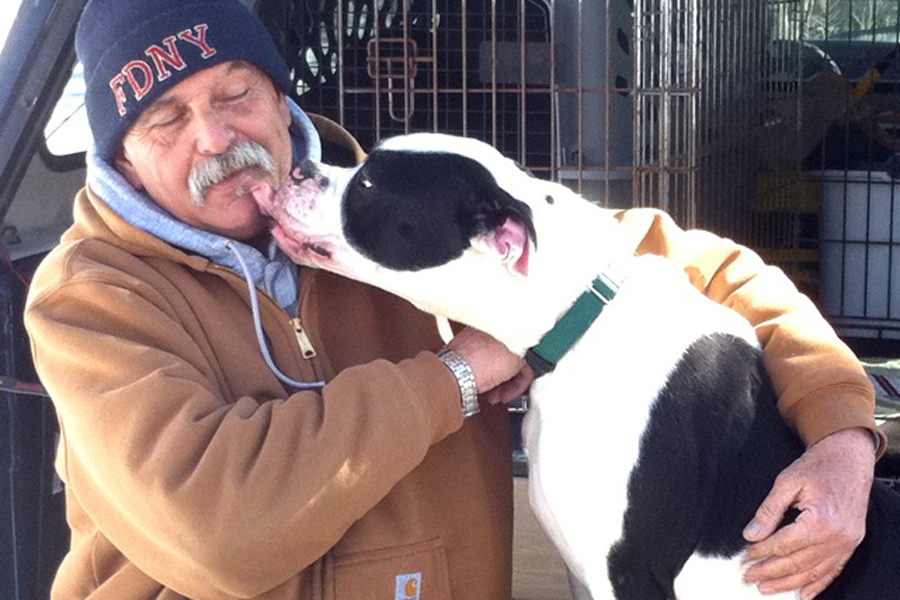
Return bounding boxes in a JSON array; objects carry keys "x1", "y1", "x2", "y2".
[{"x1": 743, "y1": 477, "x2": 798, "y2": 542}]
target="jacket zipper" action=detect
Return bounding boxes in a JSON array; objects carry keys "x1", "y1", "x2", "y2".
[{"x1": 291, "y1": 317, "x2": 317, "y2": 359}]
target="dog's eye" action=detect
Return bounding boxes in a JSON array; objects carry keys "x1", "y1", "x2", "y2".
[{"x1": 358, "y1": 175, "x2": 374, "y2": 189}]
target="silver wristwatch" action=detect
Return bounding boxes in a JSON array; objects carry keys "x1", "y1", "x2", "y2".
[{"x1": 436, "y1": 347, "x2": 480, "y2": 418}]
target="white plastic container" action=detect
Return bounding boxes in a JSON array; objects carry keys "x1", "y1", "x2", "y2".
[{"x1": 818, "y1": 170, "x2": 900, "y2": 338}]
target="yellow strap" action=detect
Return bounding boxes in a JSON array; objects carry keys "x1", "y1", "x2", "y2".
[{"x1": 305, "y1": 113, "x2": 368, "y2": 164}]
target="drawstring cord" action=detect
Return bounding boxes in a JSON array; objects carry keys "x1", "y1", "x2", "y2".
[{"x1": 225, "y1": 241, "x2": 325, "y2": 390}]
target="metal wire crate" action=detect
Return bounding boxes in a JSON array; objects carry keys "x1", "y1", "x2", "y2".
[
  {"x1": 632, "y1": 0, "x2": 770, "y2": 232},
  {"x1": 257, "y1": 0, "x2": 642, "y2": 202},
  {"x1": 258, "y1": 0, "x2": 557, "y2": 173},
  {"x1": 794, "y1": 0, "x2": 900, "y2": 339},
  {"x1": 255, "y1": 0, "x2": 839, "y2": 296}
]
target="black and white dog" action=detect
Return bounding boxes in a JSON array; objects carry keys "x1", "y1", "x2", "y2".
[{"x1": 252, "y1": 134, "x2": 900, "y2": 599}]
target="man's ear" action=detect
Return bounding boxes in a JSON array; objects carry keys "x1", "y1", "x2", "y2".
[{"x1": 114, "y1": 146, "x2": 144, "y2": 190}]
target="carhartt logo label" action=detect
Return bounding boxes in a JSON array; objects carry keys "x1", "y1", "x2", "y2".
[
  {"x1": 395, "y1": 572, "x2": 422, "y2": 600},
  {"x1": 108, "y1": 23, "x2": 218, "y2": 117}
]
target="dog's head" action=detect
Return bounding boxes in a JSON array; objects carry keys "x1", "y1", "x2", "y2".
[
  {"x1": 337, "y1": 135, "x2": 538, "y2": 275},
  {"x1": 253, "y1": 133, "x2": 597, "y2": 351},
  {"x1": 255, "y1": 133, "x2": 544, "y2": 271}
]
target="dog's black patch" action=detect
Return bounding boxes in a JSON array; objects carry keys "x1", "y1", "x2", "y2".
[
  {"x1": 605, "y1": 333, "x2": 900, "y2": 600},
  {"x1": 606, "y1": 333, "x2": 783, "y2": 599},
  {"x1": 341, "y1": 149, "x2": 537, "y2": 271}
]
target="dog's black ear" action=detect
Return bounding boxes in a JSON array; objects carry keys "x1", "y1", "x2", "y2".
[
  {"x1": 461, "y1": 181, "x2": 538, "y2": 276},
  {"x1": 461, "y1": 181, "x2": 537, "y2": 248}
]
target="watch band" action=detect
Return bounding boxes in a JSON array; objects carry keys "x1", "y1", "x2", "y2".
[{"x1": 436, "y1": 347, "x2": 480, "y2": 418}]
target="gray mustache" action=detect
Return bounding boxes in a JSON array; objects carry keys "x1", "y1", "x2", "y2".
[{"x1": 189, "y1": 141, "x2": 275, "y2": 206}]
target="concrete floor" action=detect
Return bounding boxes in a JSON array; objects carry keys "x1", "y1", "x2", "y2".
[{"x1": 512, "y1": 477, "x2": 573, "y2": 600}]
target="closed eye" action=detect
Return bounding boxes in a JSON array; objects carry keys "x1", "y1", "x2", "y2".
[
  {"x1": 221, "y1": 88, "x2": 249, "y2": 103},
  {"x1": 152, "y1": 109, "x2": 185, "y2": 129}
]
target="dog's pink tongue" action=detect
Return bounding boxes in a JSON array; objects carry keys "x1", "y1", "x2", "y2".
[{"x1": 250, "y1": 182, "x2": 277, "y2": 217}]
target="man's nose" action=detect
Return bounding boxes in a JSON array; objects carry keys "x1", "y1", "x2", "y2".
[{"x1": 193, "y1": 109, "x2": 235, "y2": 155}]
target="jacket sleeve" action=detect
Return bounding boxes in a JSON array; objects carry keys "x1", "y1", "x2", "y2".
[
  {"x1": 25, "y1": 260, "x2": 464, "y2": 599},
  {"x1": 615, "y1": 208, "x2": 884, "y2": 455}
]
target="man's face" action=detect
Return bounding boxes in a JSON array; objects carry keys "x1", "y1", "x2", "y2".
[{"x1": 115, "y1": 61, "x2": 293, "y2": 240}]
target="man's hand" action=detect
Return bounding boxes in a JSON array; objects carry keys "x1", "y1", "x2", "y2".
[
  {"x1": 742, "y1": 428, "x2": 876, "y2": 599},
  {"x1": 481, "y1": 363, "x2": 534, "y2": 405},
  {"x1": 447, "y1": 327, "x2": 532, "y2": 404}
]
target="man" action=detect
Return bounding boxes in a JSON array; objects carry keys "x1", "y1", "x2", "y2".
[{"x1": 24, "y1": 0, "x2": 882, "y2": 599}]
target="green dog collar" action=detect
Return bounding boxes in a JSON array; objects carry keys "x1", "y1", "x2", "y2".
[{"x1": 525, "y1": 273, "x2": 620, "y2": 377}]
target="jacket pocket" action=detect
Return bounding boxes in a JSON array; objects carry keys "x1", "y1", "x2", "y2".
[{"x1": 330, "y1": 538, "x2": 452, "y2": 600}]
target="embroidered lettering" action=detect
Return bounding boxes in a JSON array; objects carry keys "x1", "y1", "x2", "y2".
[
  {"x1": 109, "y1": 73, "x2": 129, "y2": 116},
  {"x1": 395, "y1": 572, "x2": 422, "y2": 600},
  {"x1": 108, "y1": 23, "x2": 220, "y2": 116},
  {"x1": 177, "y1": 24, "x2": 217, "y2": 59},
  {"x1": 145, "y1": 36, "x2": 186, "y2": 81},
  {"x1": 122, "y1": 60, "x2": 154, "y2": 102}
]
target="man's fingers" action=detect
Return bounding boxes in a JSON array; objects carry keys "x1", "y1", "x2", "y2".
[
  {"x1": 757, "y1": 565, "x2": 839, "y2": 599},
  {"x1": 744, "y1": 504, "x2": 861, "y2": 565},
  {"x1": 484, "y1": 364, "x2": 534, "y2": 405},
  {"x1": 799, "y1": 568, "x2": 844, "y2": 600},
  {"x1": 744, "y1": 541, "x2": 828, "y2": 583},
  {"x1": 743, "y1": 473, "x2": 800, "y2": 543},
  {"x1": 739, "y1": 430, "x2": 875, "y2": 597},
  {"x1": 744, "y1": 516, "x2": 814, "y2": 563},
  {"x1": 747, "y1": 553, "x2": 843, "y2": 599}
]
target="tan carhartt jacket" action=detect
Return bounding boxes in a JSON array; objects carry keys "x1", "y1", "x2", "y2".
[{"x1": 25, "y1": 177, "x2": 878, "y2": 600}]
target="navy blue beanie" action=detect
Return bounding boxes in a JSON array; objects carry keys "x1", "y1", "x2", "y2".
[{"x1": 76, "y1": 0, "x2": 292, "y2": 160}]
